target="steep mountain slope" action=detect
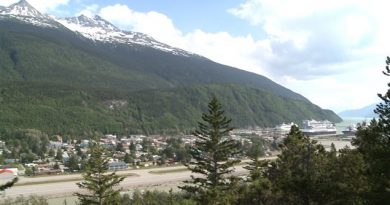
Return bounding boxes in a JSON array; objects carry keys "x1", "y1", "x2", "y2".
[
  {"x1": 0, "y1": 83, "x2": 340, "y2": 135},
  {"x1": 0, "y1": 0, "x2": 341, "y2": 135},
  {"x1": 0, "y1": 1, "x2": 309, "y2": 100},
  {"x1": 56, "y1": 13, "x2": 309, "y2": 101},
  {"x1": 0, "y1": 22, "x2": 171, "y2": 90}
]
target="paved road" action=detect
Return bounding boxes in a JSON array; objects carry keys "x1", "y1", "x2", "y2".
[{"x1": 1, "y1": 156, "x2": 277, "y2": 198}]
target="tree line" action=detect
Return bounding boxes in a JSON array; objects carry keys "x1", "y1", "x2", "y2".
[
  {"x1": 1, "y1": 58, "x2": 389, "y2": 204},
  {"x1": 75, "y1": 87, "x2": 388, "y2": 205}
]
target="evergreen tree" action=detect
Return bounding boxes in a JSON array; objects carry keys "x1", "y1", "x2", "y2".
[
  {"x1": 0, "y1": 177, "x2": 18, "y2": 191},
  {"x1": 324, "y1": 148, "x2": 369, "y2": 204},
  {"x1": 241, "y1": 142, "x2": 272, "y2": 205},
  {"x1": 353, "y1": 56, "x2": 390, "y2": 203},
  {"x1": 66, "y1": 155, "x2": 80, "y2": 171},
  {"x1": 116, "y1": 142, "x2": 124, "y2": 152},
  {"x1": 180, "y1": 97, "x2": 241, "y2": 205},
  {"x1": 75, "y1": 142, "x2": 125, "y2": 205},
  {"x1": 53, "y1": 162, "x2": 60, "y2": 170},
  {"x1": 123, "y1": 153, "x2": 132, "y2": 164},
  {"x1": 266, "y1": 125, "x2": 328, "y2": 205},
  {"x1": 48, "y1": 148, "x2": 55, "y2": 157},
  {"x1": 245, "y1": 138, "x2": 266, "y2": 181},
  {"x1": 55, "y1": 148, "x2": 63, "y2": 161},
  {"x1": 129, "y1": 142, "x2": 136, "y2": 155}
]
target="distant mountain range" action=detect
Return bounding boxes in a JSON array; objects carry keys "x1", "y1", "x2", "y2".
[
  {"x1": 0, "y1": 0, "x2": 341, "y2": 135},
  {"x1": 338, "y1": 104, "x2": 378, "y2": 118}
]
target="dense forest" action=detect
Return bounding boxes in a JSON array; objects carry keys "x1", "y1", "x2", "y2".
[
  {"x1": 0, "y1": 83, "x2": 340, "y2": 136},
  {"x1": 0, "y1": 19, "x2": 341, "y2": 136}
]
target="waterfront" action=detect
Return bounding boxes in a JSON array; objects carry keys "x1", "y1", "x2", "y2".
[{"x1": 335, "y1": 117, "x2": 371, "y2": 134}]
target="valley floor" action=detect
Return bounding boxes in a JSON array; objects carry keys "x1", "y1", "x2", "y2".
[{"x1": 0, "y1": 156, "x2": 278, "y2": 203}]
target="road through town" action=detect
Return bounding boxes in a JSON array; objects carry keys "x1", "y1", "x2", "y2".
[{"x1": 2, "y1": 156, "x2": 277, "y2": 199}]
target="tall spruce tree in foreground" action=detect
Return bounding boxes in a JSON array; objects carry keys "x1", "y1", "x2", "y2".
[
  {"x1": 354, "y1": 56, "x2": 390, "y2": 203},
  {"x1": 180, "y1": 97, "x2": 241, "y2": 205},
  {"x1": 75, "y1": 142, "x2": 125, "y2": 205}
]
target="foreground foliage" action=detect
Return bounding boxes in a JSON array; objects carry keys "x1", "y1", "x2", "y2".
[
  {"x1": 353, "y1": 56, "x2": 390, "y2": 204},
  {"x1": 0, "y1": 177, "x2": 18, "y2": 192},
  {"x1": 3, "y1": 59, "x2": 390, "y2": 204},
  {"x1": 0, "y1": 195, "x2": 48, "y2": 205},
  {"x1": 75, "y1": 142, "x2": 125, "y2": 205},
  {"x1": 260, "y1": 127, "x2": 368, "y2": 205},
  {"x1": 180, "y1": 97, "x2": 240, "y2": 205},
  {"x1": 118, "y1": 190, "x2": 196, "y2": 205}
]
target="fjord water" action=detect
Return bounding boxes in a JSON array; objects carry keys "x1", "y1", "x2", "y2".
[{"x1": 335, "y1": 117, "x2": 371, "y2": 134}]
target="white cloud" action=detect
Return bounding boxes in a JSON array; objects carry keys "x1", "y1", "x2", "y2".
[
  {"x1": 280, "y1": 63, "x2": 386, "y2": 112},
  {"x1": 98, "y1": 4, "x2": 271, "y2": 75},
  {"x1": 0, "y1": 0, "x2": 70, "y2": 13},
  {"x1": 0, "y1": 0, "x2": 19, "y2": 6},
  {"x1": 229, "y1": 0, "x2": 388, "y2": 79},
  {"x1": 181, "y1": 30, "x2": 271, "y2": 76},
  {"x1": 92, "y1": 2, "x2": 390, "y2": 111},
  {"x1": 99, "y1": 4, "x2": 184, "y2": 48},
  {"x1": 76, "y1": 4, "x2": 99, "y2": 18},
  {"x1": 225, "y1": 0, "x2": 390, "y2": 111}
]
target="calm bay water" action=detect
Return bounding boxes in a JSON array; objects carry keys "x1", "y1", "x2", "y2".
[{"x1": 335, "y1": 117, "x2": 372, "y2": 134}]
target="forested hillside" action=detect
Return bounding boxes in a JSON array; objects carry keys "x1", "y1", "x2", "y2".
[{"x1": 0, "y1": 18, "x2": 341, "y2": 136}]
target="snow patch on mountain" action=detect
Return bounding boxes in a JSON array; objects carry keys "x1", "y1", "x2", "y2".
[
  {"x1": 0, "y1": 0, "x2": 198, "y2": 57},
  {"x1": 2, "y1": 0, "x2": 44, "y2": 18},
  {"x1": 0, "y1": 0, "x2": 59, "y2": 28},
  {"x1": 57, "y1": 15, "x2": 194, "y2": 57}
]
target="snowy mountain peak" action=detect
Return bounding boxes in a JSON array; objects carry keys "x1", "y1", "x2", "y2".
[
  {"x1": 64, "y1": 15, "x2": 120, "y2": 33},
  {"x1": 58, "y1": 15, "x2": 195, "y2": 57},
  {"x1": 0, "y1": 0, "x2": 59, "y2": 28},
  {"x1": 13, "y1": 0, "x2": 32, "y2": 8},
  {"x1": 1, "y1": 0, "x2": 45, "y2": 19},
  {"x1": 0, "y1": 1, "x2": 196, "y2": 57}
]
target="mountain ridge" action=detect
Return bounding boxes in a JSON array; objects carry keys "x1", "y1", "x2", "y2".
[
  {"x1": 0, "y1": 0, "x2": 197, "y2": 57},
  {"x1": 338, "y1": 104, "x2": 377, "y2": 118},
  {"x1": 57, "y1": 15, "x2": 196, "y2": 57},
  {"x1": 0, "y1": 7, "x2": 308, "y2": 102},
  {"x1": 0, "y1": 0, "x2": 61, "y2": 28},
  {"x1": 0, "y1": 0, "x2": 341, "y2": 135}
]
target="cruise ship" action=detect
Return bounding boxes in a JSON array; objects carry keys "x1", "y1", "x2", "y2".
[
  {"x1": 274, "y1": 122, "x2": 296, "y2": 138},
  {"x1": 342, "y1": 124, "x2": 357, "y2": 136},
  {"x1": 300, "y1": 120, "x2": 337, "y2": 136},
  {"x1": 276, "y1": 122, "x2": 296, "y2": 131}
]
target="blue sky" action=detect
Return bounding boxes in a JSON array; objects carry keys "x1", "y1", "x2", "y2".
[
  {"x1": 59, "y1": 0, "x2": 266, "y2": 38},
  {"x1": 1, "y1": 0, "x2": 389, "y2": 112}
]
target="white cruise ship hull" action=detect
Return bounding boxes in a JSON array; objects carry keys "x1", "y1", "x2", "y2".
[{"x1": 301, "y1": 129, "x2": 337, "y2": 136}]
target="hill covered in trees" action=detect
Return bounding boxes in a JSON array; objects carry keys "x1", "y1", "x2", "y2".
[{"x1": 0, "y1": 11, "x2": 341, "y2": 136}]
